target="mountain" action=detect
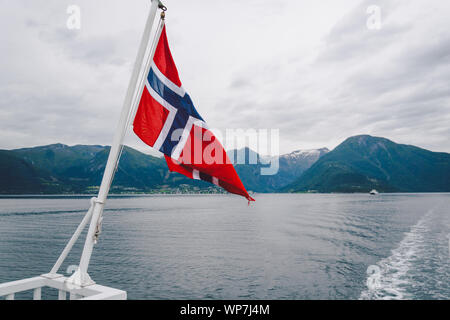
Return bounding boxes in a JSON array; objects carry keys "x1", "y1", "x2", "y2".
[
  {"x1": 284, "y1": 135, "x2": 450, "y2": 193},
  {"x1": 279, "y1": 148, "x2": 330, "y2": 178},
  {"x1": 0, "y1": 150, "x2": 61, "y2": 194},
  {"x1": 0, "y1": 144, "x2": 327, "y2": 194},
  {"x1": 0, "y1": 144, "x2": 216, "y2": 194},
  {"x1": 4, "y1": 136, "x2": 447, "y2": 195},
  {"x1": 231, "y1": 147, "x2": 329, "y2": 192}
]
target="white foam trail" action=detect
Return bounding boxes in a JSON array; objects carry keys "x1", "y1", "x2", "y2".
[{"x1": 360, "y1": 210, "x2": 433, "y2": 300}]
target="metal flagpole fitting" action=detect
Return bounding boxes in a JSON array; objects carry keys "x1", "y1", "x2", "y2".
[
  {"x1": 93, "y1": 198, "x2": 105, "y2": 244},
  {"x1": 159, "y1": 1, "x2": 167, "y2": 19},
  {"x1": 158, "y1": 1, "x2": 167, "y2": 12}
]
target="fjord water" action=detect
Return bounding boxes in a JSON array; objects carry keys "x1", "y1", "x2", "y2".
[{"x1": 0, "y1": 194, "x2": 449, "y2": 300}]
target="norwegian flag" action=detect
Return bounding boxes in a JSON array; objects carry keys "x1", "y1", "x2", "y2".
[{"x1": 133, "y1": 26, "x2": 254, "y2": 202}]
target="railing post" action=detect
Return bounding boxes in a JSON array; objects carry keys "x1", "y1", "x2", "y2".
[
  {"x1": 33, "y1": 287, "x2": 42, "y2": 300},
  {"x1": 58, "y1": 290, "x2": 66, "y2": 300},
  {"x1": 0, "y1": 276, "x2": 126, "y2": 300},
  {"x1": 70, "y1": 292, "x2": 81, "y2": 300}
]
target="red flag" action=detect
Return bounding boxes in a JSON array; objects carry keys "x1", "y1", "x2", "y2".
[{"x1": 133, "y1": 26, "x2": 254, "y2": 202}]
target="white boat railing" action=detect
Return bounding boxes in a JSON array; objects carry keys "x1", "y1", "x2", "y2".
[{"x1": 0, "y1": 274, "x2": 126, "y2": 300}]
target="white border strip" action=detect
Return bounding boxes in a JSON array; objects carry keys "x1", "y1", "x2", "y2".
[
  {"x1": 151, "y1": 62, "x2": 186, "y2": 97},
  {"x1": 171, "y1": 116, "x2": 208, "y2": 160},
  {"x1": 145, "y1": 81, "x2": 178, "y2": 151},
  {"x1": 192, "y1": 170, "x2": 200, "y2": 180},
  {"x1": 145, "y1": 80, "x2": 207, "y2": 156}
]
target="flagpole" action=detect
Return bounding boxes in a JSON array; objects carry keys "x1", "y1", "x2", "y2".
[{"x1": 76, "y1": 0, "x2": 163, "y2": 286}]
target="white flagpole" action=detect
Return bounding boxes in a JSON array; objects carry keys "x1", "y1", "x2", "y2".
[{"x1": 76, "y1": 0, "x2": 164, "y2": 285}]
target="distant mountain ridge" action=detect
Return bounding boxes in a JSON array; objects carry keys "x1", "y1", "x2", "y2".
[
  {"x1": 231, "y1": 147, "x2": 329, "y2": 192},
  {"x1": 0, "y1": 143, "x2": 327, "y2": 194},
  {"x1": 283, "y1": 135, "x2": 450, "y2": 193},
  {"x1": 280, "y1": 148, "x2": 330, "y2": 179},
  {"x1": 1, "y1": 136, "x2": 449, "y2": 194},
  {"x1": 0, "y1": 144, "x2": 212, "y2": 194}
]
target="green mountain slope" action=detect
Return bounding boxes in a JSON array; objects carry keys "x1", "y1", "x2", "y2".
[
  {"x1": 2, "y1": 136, "x2": 448, "y2": 194},
  {"x1": 0, "y1": 144, "x2": 325, "y2": 194},
  {"x1": 284, "y1": 135, "x2": 450, "y2": 193},
  {"x1": 0, "y1": 150, "x2": 64, "y2": 194},
  {"x1": 1, "y1": 144, "x2": 215, "y2": 194}
]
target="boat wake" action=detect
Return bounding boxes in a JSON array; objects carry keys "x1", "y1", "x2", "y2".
[{"x1": 360, "y1": 210, "x2": 433, "y2": 300}]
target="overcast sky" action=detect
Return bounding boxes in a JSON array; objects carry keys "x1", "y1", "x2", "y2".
[{"x1": 1, "y1": 0, "x2": 449, "y2": 155}]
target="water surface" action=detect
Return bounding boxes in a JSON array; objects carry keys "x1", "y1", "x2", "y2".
[{"x1": 0, "y1": 193, "x2": 449, "y2": 299}]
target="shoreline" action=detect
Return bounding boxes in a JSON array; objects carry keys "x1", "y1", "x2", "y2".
[{"x1": 0, "y1": 192, "x2": 449, "y2": 198}]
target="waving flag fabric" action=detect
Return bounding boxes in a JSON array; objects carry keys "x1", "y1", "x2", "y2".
[{"x1": 133, "y1": 26, "x2": 254, "y2": 202}]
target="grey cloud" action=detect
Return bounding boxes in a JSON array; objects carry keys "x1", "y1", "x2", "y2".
[
  {"x1": 35, "y1": 26, "x2": 127, "y2": 67},
  {"x1": 229, "y1": 77, "x2": 253, "y2": 90},
  {"x1": 0, "y1": 0, "x2": 449, "y2": 155}
]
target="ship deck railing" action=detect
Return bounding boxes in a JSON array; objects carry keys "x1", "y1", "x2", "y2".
[{"x1": 0, "y1": 274, "x2": 126, "y2": 300}]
